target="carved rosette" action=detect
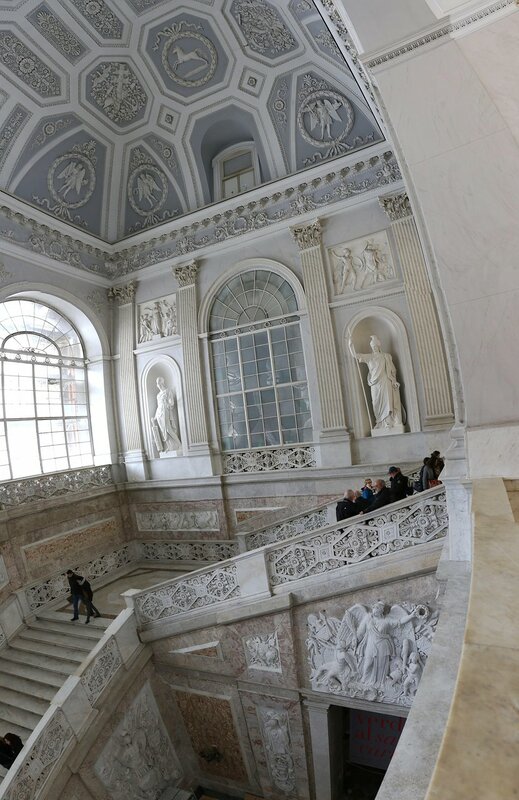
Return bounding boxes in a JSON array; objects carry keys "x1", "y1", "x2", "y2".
[
  {"x1": 173, "y1": 260, "x2": 199, "y2": 287},
  {"x1": 107, "y1": 281, "x2": 138, "y2": 305},
  {"x1": 379, "y1": 192, "x2": 412, "y2": 221},
  {"x1": 290, "y1": 219, "x2": 322, "y2": 250}
]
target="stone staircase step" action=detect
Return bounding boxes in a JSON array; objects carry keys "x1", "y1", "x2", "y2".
[
  {"x1": 36, "y1": 610, "x2": 110, "y2": 631},
  {"x1": 0, "y1": 646, "x2": 79, "y2": 676},
  {"x1": 0, "y1": 671, "x2": 57, "y2": 701},
  {"x1": 0, "y1": 687, "x2": 48, "y2": 717},
  {"x1": 0, "y1": 658, "x2": 65, "y2": 687},
  {"x1": 8, "y1": 638, "x2": 86, "y2": 664},
  {"x1": 0, "y1": 702, "x2": 42, "y2": 732},
  {"x1": 19, "y1": 628, "x2": 96, "y2": 652},
  {"x1": 29, "y1": 618, "x2": 105, "y2": 641},
  {"x1": 0, "y1": 716, "x2": 32, "y2": 744}
]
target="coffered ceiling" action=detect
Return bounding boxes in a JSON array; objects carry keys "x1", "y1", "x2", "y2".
[{"x1": 0, "y1": 0, "x2": 383, "y2": 243}]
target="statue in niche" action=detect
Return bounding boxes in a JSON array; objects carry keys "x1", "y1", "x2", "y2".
[
  {"x1": 349, "y1": 335, "x2": 404, "y2": 434},
  {"x1": 151, "y1": 376, "x2": 181, "y2": 453},
  {"x1": 307, "y1": 602, "x2": 438, "y2": 707}
]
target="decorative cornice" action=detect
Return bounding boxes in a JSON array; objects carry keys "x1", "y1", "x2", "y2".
[
  {"x1": 366, "y1": 0, "x2": 516, "y2": 68},
  {"x1": 107, "y1": 281, "x2": 137, "y2": 305},
  {"x1": 174, "y1": 260, "x2": 199, "y2": 287},
  {"x1": 379, "y1": 192, "x2": 412, "y2": 222},
  {"x1": 290, "y1": 220, "x2": 322, "y2": 250}
]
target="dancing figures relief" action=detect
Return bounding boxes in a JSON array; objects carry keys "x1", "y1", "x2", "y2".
[
  {"x1": 329, "y1": 231, "x2": 395, "y2": 295},
  {"x1": 307, "y1": 601, "x2": 438, "y2": 707}
]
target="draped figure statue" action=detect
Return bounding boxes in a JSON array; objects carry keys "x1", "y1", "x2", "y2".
[
  {"x1": 151, "y1": 377, "x2": 181, "y2": 453},
  {"x1": 349, "y1": 335, "x2": 404, "y2": 433}
]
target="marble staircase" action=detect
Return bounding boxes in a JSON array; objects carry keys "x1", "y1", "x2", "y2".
[{"x1": 0, "y1": 611, "x2": 109, "y2": 779}]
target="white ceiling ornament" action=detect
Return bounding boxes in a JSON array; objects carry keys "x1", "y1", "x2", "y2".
[
  {"x1": 231, "y1": 0, "x2": 297, "y2": 56},
  {"x1": 126, "y1": 148, "x2": 173, "y2": 232},
  {"x1": 36, "y1": 140, "x2": 97, "y2": 226},
  {"x1": 153, "y1": 21, "x2": 218, "y2": 88},
  {"x1": 297, "y1": 77, "x2": 354, "y2": 157},
  {"x1": 88, "y1": 61, "x2": 147, "y2": 125}
]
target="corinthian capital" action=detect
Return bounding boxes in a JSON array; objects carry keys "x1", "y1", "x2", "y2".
[
  {"x1": 290, "y1": 220, "x2": 322, "y2": 250},
  {"x1": 107, "y1": 281, "x2": 137, "y2": 305},
  {"x1": 174, "y1": 260, "x2": 199, "y2": 287},
  {"x1": 379, "y1": 193, "x2": 412, "y2": 222}
]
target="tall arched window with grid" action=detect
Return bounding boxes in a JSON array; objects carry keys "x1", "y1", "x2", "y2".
[
  {"x1": 209, "y1": 270, "x2": 312, "y2": 451},
  {"x1": 0, "y1": 299, "x2": 94, "y2": 480}
]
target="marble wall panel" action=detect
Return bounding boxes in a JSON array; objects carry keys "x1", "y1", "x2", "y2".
[
  {"x1": 175, "y1": 691, "x2": 248, "y2": 784},
  {"x1": 22, "y1": 517, "x2": 122, "y2": 580},
  {"x1": 129, "y1": 499, "x2": 228, "y2": 539},
  {"x1": 0, "y1": 540, "x2": 22, "y2": 604},
  {"x1": 151, "y1": 609, "x2": 298, "y2": 689}
]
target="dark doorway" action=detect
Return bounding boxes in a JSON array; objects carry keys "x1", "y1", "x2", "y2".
[{"x1": 332, "y1": 706, "x2": 406, "y2": 800}]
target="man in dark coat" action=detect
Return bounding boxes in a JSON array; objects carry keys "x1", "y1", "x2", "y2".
[
  {"x1": 0, "y1": 733, "x2": 23, "y2": 769},
  {"x1": 336, "y1": 490, "x2": 359, "y2": 522},
  {"x1": 361, "y1": 479, "x2": 392, "y2": 514},
  {"x1": 66, "y1": 570, "x2": 101, "y2": 624},
  {"x1": 388, "y1": 466, "x2": 412, "y2": 502}
]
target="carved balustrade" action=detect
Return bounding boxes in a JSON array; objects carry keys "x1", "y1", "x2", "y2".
[
  {"x1": 133, "y1": 488, "x2": 447, "y2": 628},
  {"x1": 0, "y1": 465, "x2": 113, "y2": 510},
  {"x1": 0, "y1": 609, "x2": 140, "y2": 800}
]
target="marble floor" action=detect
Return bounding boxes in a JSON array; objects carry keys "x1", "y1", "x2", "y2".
[{"x1": 59, "y1": 567, "x2": 187, "y2": 618}]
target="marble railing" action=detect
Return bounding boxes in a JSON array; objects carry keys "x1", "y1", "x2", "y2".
[
  {"x1": 238, "y1": 463, "x2": 423, "y2": 551},
  {"x1": 0, "y1": 609, "x2": 141, "y2": 800},
  {"x1": 20, "y1": 539, "x2": 240, "y2": 613},
  {"x1": 133, "y1": 487, "x2": 447, "y2": 627},
  {"x1": 0, "y1": 465, "x2": 114, "y2": 509}
]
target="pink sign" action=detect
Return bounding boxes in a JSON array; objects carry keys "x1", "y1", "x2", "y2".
[{"x1": 349, "y1": 709, "x2": 406, "y2": 770}]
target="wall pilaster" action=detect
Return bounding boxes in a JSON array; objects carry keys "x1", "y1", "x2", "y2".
[
  {"x1": 291, "y1": 221, "x2": 350, "y2": 463},
  {"x1": 173, "y1": 261, "x2": 210, "y2": 449},
  {"x1": 380, "y1": 193, "x2": 454, "y2": 426},
  {"x1": 108, "y1": 281, "x2": 147, "y2": 480}
]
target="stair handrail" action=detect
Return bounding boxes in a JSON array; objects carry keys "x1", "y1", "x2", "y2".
[
  {"x1": 0, "y1": 608, "x2": 143, "y2": 800},
  {"x1": 132, "y1": 486, "x2": 447, "y2": 628}
]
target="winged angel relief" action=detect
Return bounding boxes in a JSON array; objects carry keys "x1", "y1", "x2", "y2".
[{"x1": 306, "y1": 601, "x2": 438, "y2": 707}]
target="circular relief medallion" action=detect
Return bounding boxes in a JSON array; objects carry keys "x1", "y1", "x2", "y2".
[
  {"x1": 297, "y1": 90, "x2": 354, "y2": 149},
  {"x1": 48, "y1": 153, "x2": 96, "y2": 209},
  {"x1": 127, "y1": 164, "x2": 168, "y2": 216},
  {"x1": 161, "y1": 31, "x2": 217, "y2": 87}
]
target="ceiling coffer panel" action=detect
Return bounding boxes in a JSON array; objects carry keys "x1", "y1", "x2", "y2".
[{"x1": 0, "y1": 0, "x2": 384, "y2": 243}]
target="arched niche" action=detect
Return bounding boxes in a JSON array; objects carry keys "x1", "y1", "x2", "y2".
[
  {"x1": 141, "y1": 356, "x2": 187, "y2": 459},
  {"x1": 344, "y1": 307, "x2": 420, "y2": 439}
]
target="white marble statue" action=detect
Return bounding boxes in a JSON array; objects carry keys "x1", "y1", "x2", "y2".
[
  {"x1": 349, "y1": 335, "x2": 404, "y2": 434},
  {"x1": 307, "y1": 601, "x2": 438, "y2": 707},
  {"x1": 151, "y1": 376, "x2": 181, "y2": 453}
]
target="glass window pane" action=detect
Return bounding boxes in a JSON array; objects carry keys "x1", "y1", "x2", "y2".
[{"x1": 7, "y1": 420, "x2": 40, "y2": 478}]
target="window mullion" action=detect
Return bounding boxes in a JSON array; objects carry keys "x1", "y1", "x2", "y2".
[
  {"x1": 1, "y1": 359, "x2": 11, "y2": 480},
  {"x1": 267, "y1": 329, "x2": 283, "y2": 446},
  {"x1": 235, "y1": 333, "x2": 251, "y2": 449},
  {"x1": 32, "y1": 360, "x2": 43, "y2": 475}
]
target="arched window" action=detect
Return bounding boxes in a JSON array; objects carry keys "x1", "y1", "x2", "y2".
[
  {"x1": 0, "y1": 299, "x2": 94, "y2": 479},
  {"x1": 209, "y1": 270, "x2": 312, "y2": 451},
  {"x1": 212, "y1": 142, "x2": 260, "y2": 201}
]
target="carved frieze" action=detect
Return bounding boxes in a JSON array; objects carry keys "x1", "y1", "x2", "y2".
[
  {"x1": 244, "y1": 631, "x2": 282, "y2": 673},
  {"x1": 95, "y1": 682, "x2": 182, "y2": 800},
  {"x1": 135, "y1": 509, "x2": 219, "y2": 532},
  {"x1": 329, "y1": 230, "x2": 395, "y2": 295},
  {"x1": 307, "y1": 601, "x2": 439, "y2": 707},
  {"x1": 140, "y1": 540, "x2": 238, "y2": 563},
  {"x1": 137, "y1": 292, "x2": 177, "y2": 343}
]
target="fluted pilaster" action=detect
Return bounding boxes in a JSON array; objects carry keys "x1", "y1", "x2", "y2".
[
  {"x1": 380, "y1": 193, "x2": 453, "y2": 423},
  {"x1": 173, "y1": 261, "x2": 209, "y2": 446},
  {"x1": 291, "y1": 220, "x2": 348, "y2": 433}
]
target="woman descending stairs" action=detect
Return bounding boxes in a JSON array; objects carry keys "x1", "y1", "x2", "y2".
[{"x1": 0, "y1": 611, "x2": 109, "y2": 780}]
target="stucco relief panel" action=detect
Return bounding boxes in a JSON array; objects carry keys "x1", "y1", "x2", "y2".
[
  {"x1": 328, "y1": 229, "x2": 397, "y2": 297},
  {"x1": 137, "y1": 292, "x2": 177, "y2": 343}
]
